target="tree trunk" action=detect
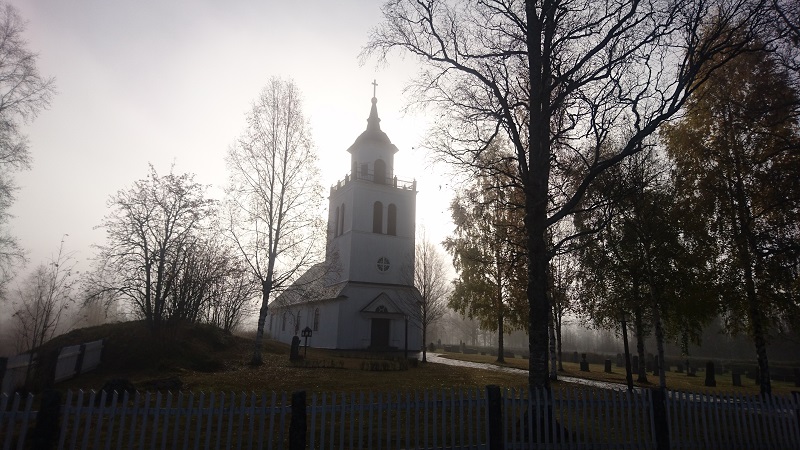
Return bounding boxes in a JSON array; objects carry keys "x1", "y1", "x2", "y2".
[
  {"x1": 556, "y1": 311, "x2": 564, "y2": 372},
  {"x1": 739, "y1": 236, "x2": 771, "y2": 395},
  {"x1": 634, "y1": 308, "x2": 648, "y2": 383},
  {"x1": 524, "y1": 0, "x2": 555, "y2": 391},
  {"x1": 548, "y1": 315, "x2": 557, "y2": 381},
  {"x1": 651, "y1": 301, "x2": 667, "y2": 389},
  {"x1": 496, "y1": 308, "x2": 505, "y2": 363},
  {"x1": 251, "y1": 280, "x2": 272, "y2": 365},
  {"x1": 422, "y1": 307, "x2": 428, "y2": 363}
]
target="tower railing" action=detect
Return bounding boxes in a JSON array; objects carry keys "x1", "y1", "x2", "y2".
[{"x1": 331, "y1": 170, "x2": 416, "y2": 194}]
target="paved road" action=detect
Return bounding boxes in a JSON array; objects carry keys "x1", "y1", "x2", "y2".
[{"x1": 425, "y1": 353, "x2": 636, "y2": 391}]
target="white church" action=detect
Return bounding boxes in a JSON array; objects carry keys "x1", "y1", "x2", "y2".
[{"x1": 268, "y1": 87, "x2": 423, "y2": 353}]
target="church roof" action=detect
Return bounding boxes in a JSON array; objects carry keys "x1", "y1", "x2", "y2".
[
  {"x1": 346, "y1": 96, "x2": 399, "y2": 154},
  {"x1": 271, "y1": 262, "x2": 347, "y2": 307}
]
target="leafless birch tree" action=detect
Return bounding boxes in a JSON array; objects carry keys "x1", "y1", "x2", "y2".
[
  {"x1": 225, "y1": 77, "x2": 325, "y2": 365},
  {"x1": 0, "y1": 3, "x2": 56, "y2": 289}
]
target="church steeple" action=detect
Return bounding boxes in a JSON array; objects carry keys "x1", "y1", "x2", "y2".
[
  {"x1": 367, "y1": 80, "x2": 381, "y2": 132},
  {"x1": 347, "y1": 81, "x2": 398, "y2": 155}
]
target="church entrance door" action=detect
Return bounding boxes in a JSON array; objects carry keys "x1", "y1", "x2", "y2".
[{"x1": 370, "y1": 318, "x2": 390, "y2": 349}]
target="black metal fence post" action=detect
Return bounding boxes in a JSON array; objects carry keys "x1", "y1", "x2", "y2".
[
  {"x1": 289, "y1": 390, "x2": 306, "y2": 450},
  {"x1": 486, "y1": 384, "x2": 503, "y2": 450},
  {"x1": 651, "y1": 388, "x2": 670, "y2": 450},
  {"x1": 32, "y1": 389, "x2": 61, "y2": 450},
  {"x1": 0, "y1": 357, "x2": 7, "y2": 393}
]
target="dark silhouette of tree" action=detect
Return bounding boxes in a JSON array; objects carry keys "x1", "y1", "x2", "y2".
[
  {"x1": 9, "y1": 237, "x2": 75, "y2": 352},
  {"x1": 663, "y1": 46, "x2": 800, "y2": 395},
  {"x1": 445, "y1": 155, "x2": 527, "y2": 363},
  {"x1": 0, "y1": 3, "x2": 56, "y2": 289},
  {"x1": 576, "y1": 149, "x2": 718, "y2": 388},
  {"x1": 224, "y1": 77, "x2": 325, "y2": 365},
  {"x1": 94, "y1": 165, "x2": 214, "y2": 330},
  {"x1": 365, "y1": 0, "x2": 767, "y2": 389}
]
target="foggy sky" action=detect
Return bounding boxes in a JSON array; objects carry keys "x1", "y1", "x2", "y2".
[{"x1": 8, "y1": 0, "x2": 453, "y2": 276}]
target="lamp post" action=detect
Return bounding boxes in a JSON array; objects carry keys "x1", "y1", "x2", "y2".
[
  {"x1": 301, "y1": 327, "x2": 312, "y2": 358},
  {"x1": 620, "y1": 311, "x2": 634, "y2": 391}
]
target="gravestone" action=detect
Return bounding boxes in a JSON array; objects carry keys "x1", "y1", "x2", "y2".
[
  {"x1": 290, "y1": 336, "x2": 301, "y2": 361},
  {"x1": 704, "y1": 361, "x2": 716, "y2": 387},
  {"x1": 573, "y1": 351, "x2": 579, "y2": 363},
  {"x1": 604, "y1": 359, "x2": 612, "y2": 373},
  {"x1": 645, "y1": 359, "x2": 653, "y2": 373},
  {"x1": 732, "y1": 372, "x2": 742, "y2": 387},
  {"x1": 580, "y1": 353, "x2": 590, "y2": 372},
  {"x1": 616, "y1": 353, "x2": 624, "y2": 367}
]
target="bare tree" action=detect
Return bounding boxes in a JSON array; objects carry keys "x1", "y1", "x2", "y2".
[
  {"x1": 409, "y1": 233, "x2": 451, "y2": 362},
  {"x1": 201, "y1": 235, "x2": 259, "y2": 333},
  {"x1": 225, "y1": 77, "x2": 325, "y2": 365},
  {"x1": 0, "y1": 3, "x2": 56, "y2": 289},
  {"x1": 365, "y1": 0, "x2": 768, "y2": 389},
  {"x1": 9, "y1": 237, "x2": 75, "y2": 352},
  {"x1": 93, "y1": 165, "x2": 214, "y2": 330}
]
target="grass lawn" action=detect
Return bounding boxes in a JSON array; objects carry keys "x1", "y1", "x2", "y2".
[
  {"x1": 53, "y1": 326, "x2": 529, "y2": 394},
  {"x1": 435, "y1": 351, "x2": 800, "y2": 395}
]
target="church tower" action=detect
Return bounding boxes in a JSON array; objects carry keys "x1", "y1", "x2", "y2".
[
  {"x1": 327, "y1": 86, "x2": 417, "y2": 286},
  {"x1": 270, "y1": 83, "x2": 422, "y2": 353}
]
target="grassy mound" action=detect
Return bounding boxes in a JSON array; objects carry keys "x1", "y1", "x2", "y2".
[{"x1": 38, "y1": 321, "x2": 272, "y2": 377}]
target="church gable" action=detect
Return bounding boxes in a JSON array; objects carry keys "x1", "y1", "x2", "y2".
[{"x1": 360, "y1": 292, "x2": 405, "y2": 317}]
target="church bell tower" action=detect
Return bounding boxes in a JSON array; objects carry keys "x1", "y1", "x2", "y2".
[{"x1": 327, "y1": 83, "x2": 417, "y2": 287}]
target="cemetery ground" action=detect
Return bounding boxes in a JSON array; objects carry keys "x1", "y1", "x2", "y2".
[
  {"x1": 434, "y1": 351, "x2": 800, "y2": 395},
  {"x1": 29, "y1": 321, "x2": 798, "y2": 396}
]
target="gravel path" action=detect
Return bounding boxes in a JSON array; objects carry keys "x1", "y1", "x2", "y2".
[{"x1": 425, "y1": 353, "x2": 637, "y2": 391}]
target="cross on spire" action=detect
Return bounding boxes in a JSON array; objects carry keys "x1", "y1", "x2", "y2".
[{"x1": 372, "y1": 79, "x2": 378, "y2": 98}]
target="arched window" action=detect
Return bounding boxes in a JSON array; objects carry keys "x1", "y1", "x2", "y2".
[
  {"x1": 295, "y1": 312, "x2": 302, "y2": 334},
  {"x1": 340, "y1": 203, "x2": 345, "y2": 235},
  {"x1": 334, "y1": 207, "x2": 340, "y2": 237},
  {"x1": 373, "y1": 201, "x2": 383, "y2": 233},
  {"x1": 313, "y1": 308, "x2": 320, "y2": 331},
  {"x1": 374, "y1": 159, "x2": 387, "y2": 184},
  {"x1": 387, "y1": 204, "x2": 397, "y2": 236}
]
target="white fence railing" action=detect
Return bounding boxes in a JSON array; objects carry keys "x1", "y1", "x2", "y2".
[{"x1": 2, "y1": 386, "x2": 798, "y2": 449}]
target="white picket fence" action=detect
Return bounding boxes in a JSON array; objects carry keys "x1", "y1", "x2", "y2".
[{"x1": 1, "y1": 387, "x2": 798, "y2": 449}]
